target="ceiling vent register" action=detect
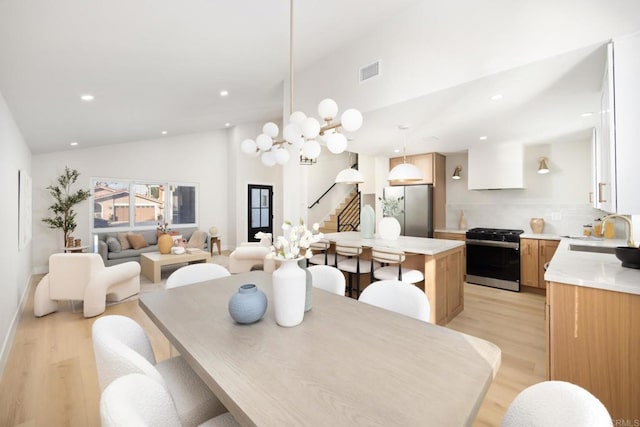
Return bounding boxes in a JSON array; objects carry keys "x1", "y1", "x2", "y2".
[{"x1": 360, "y1": 61, "x2": 381, "y2": 82}]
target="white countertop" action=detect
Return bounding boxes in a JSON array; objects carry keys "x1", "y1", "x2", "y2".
[
  {"x1": 434, "y1": 229, "x2": 467, "y2": 235},
  {"x1": 545, "y1": 237, "x2": 640, "y2": 295},
  {"x1": 322, "y1": 232, "x2": 464, "y2": 255},
  {"x1": 520, "y1": 233, "x2": 561, "y2": 240}
]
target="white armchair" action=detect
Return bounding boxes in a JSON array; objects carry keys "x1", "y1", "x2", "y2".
[
  {"x1": 228, "y1": 234, "x2": 275, "y2": 274},
  {"x1": 34, "y1": 253, "x2": 140, "y2": 318}
]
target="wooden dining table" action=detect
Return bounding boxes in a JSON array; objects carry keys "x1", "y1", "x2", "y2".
[{"x1": 139, "y1": 271, "x2": 501, "y2": 426}]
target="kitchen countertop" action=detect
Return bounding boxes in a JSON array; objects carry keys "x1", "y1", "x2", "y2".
[
  {"x1": 322, "y1": 232, "x2": 464, "y2": 255},
  {"x1": 520, "y1": 233, "x2": 561, "y2": 240},
  {"x1": 545, "y1": 237, "x2": 640, "y2": 295},
  {"x1": 434, "y1": 229, "x2": 467, "y2": 234}
]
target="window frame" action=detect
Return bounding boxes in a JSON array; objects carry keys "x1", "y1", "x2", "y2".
[{"x1": 90, "y1": 177, "x2": 198, "y2": 233}]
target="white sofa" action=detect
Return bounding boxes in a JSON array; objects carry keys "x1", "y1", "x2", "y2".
[{"x1": 34, "y1": 253, "x2": 140, "y2": 318}]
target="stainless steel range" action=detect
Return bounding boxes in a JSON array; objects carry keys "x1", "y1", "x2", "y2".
[{"x1": 465, "y1": 227, "x2": 524, "y2": 292}]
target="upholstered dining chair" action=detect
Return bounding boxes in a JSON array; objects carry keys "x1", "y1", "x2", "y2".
[
  {"x1": 101, "y1": 373, "x2": 239, "y2": 427},
  {"x1": 501, "y1": 381, "x2": 612, "y2": 426},
  {"x1": 370, "y1": 246, "x2": 424, "y2": 285},
  {"x1": 92, "y1": 315, "x2": 227, "y2": 427},
  {"x1": 306, "y1": 239, "x2": 331, "y2": 266},
  {"x1": 166, "y1": 263, "x2": 231, "y2": 289},
  {"x1": 358, "y1": 280, "x2": 431, "y2": 322},
  {"x1": 335, "y1": 242, "x2": 380, "y2": 298},
  {"x1": 34, "y1": 253, "x2": 140, "y2": 318},
  {"x1": 308, "y1": 265, "x2": 346, "y2": 296}
]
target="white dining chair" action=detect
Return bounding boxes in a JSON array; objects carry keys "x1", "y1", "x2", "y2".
[
  {"x1": 370, "y1": 246, "x2": 424, "y2": 285},
  {"x1": 92, "y1": 315, "x2": 227, "y2": 427},
  {"x1": 308, "y1": 265, "x2": 346, "y2": 296},
  {"x1": 501, "y1": 381, "x2": 612, "y2": 427},
  {"x1": 166, "y1": 263, "x2": 231, "y2": 289},
  {"x1": 335, "y1": 242, "x2": 380, "y2": 298},
  {"x1": 101, "y1": 373, "x2": 239, "y2": 427},
  {"x1": 358, "y1": 280, "x2": 431, "y2": 322}
]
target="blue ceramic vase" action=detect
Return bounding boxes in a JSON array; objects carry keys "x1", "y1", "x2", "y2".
[{"x1": 228, "y1": 284, "x2": 268, "y2": 324}]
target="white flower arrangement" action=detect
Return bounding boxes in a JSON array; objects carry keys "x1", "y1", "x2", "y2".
[
  {"x1": 267, "y1": 219, "x2": 323, "y2": 260},
  {"x1": 378, "y1": 196, "x2": 404, "y2": 217}
]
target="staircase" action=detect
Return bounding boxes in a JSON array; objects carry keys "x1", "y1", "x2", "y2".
[{"x1": 319, "y1": 189, "x2": 360, "y2": 233}]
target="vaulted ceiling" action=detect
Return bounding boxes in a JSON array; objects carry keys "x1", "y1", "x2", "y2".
[{"x1": 1, "y1": 0, "x2": 639, "y2": 156}]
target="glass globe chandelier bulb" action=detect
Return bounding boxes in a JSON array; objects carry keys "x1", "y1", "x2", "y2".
[
  {"x1": 318, "y1": 98, "x2": 338, "y2": 121},
  {"x1": 290, "y1": 135, "x2": 304, "y2": 150},
  {"x1": 256, "y1": 133, "x2": 273, "y2": 151},
  {"x1": 263, "y1": 122, "x2": 279, "y2": 138},
  {"x1": 274, "y1": 147, "x2": 290, "y2": 164},
  {"x1": 301, "y1": 117, "x2": 321, "y2": 139},
  {"x1": 283, "y1": 123, "x2": 302, "y2": 143},
  {"x1": 388, "y1": 163, "x2": 424, "y2": 182},
  {"x1": 335, "y1": 168, "x2": 364, "y2": 184},
  {"x1": 302, "y1": 139, "x2": 321, "y2": 159},
  {"x1": 240, "y1": 139, "x2": 257, "y2": 155},
  {"x1": 327, "y1": 132, "x2": 348, "y2": 154},
  {"x1": 341, "y1": 109, "x2": 363, "y2": 132},
  {"x1": 261, "y1": 150, "x2": 277, "y2": 167},
  {"x1": 289, "y1": 111, "x2": 307, "y2": 125}
]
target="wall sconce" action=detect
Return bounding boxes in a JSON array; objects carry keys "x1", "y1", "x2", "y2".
[
  {"x1": 452, "y1": 166, "x2": 463, "y2": 180},
  {"x1": 538, "y1": 157, "x2": 550, "y2": 174}
]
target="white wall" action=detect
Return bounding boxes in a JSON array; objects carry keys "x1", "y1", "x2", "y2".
[
  {"x1": 32, "y1": 131, "x2": 230, "y2": 272},
  {"x1": 444, "y1": 137, "x2": 607, "y2": 235},
  {"x1": 0, "y1": 92, "x2": 32, "y2": 375}
]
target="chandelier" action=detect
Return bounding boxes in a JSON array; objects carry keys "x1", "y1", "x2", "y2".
[{"x1": 240, "y1": 0, "x2": 363, "y2": 167}]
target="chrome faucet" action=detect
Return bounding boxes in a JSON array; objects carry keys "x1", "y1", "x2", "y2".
[{"x1": 602, "y1": 214, "x2": 635, "y2": 247}]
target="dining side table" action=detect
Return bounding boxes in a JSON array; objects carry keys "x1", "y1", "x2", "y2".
[{"x1": 139, "y1": 271, "x2": 501, "y2": 426}]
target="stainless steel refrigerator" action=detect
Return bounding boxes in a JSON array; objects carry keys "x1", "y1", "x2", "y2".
[{"x1": 383, "y1": 185, "x2": 433, "y2": 238}]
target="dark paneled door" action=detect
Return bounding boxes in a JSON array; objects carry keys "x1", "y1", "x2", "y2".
[{"x1": 247, "y1": 184, "x2": 273, "y2": 242}]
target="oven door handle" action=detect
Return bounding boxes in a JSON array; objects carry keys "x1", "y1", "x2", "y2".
[{"x1": 465, "y1": 239, "x2": 519, "y2": 250}]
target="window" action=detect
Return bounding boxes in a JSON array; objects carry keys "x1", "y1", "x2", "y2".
[{"x1": 91, "y1": 179, "x2": 197, "y2": 231}]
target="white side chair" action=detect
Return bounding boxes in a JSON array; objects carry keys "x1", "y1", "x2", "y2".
[
  {"x1": 370, "y1": 246, "x2": 424, "y2": 285},
  {"x1": 34, "y1": 253, "x2": 140, "y2": 318},
  {"x1": 335, "y1": 242, "x2": 380, "y2": 298},
  {"x1": 166, "y1": 263, "x2": 231, "y2": 289},
  {"x1": 101, "y1": 373, "x2": 239, "y2": 427},
  {"x1": 228, "y1": 234, "x2": 274, "y2": 274},
  {"x1": 308, "y1": 265, "x2": 346, "y2": 296},
  {"x1": 92, "y1": 315, "x2": 227, "y2": 427},
  {"x1": 358, "y1": 280, "x2": 431, "y2": 322},
  {"x1": 502, "y1": 381, "x2": 612, "y2": 427},
  {"x1": 306, "y1": 239, "x2": 331, "y2": 266}
]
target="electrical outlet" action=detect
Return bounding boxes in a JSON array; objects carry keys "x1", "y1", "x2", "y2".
[{"x1": 551, "y1": 212, "x2": 562, "y2": 221}]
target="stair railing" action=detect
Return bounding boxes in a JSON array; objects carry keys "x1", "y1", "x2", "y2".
[
  {"x1": 337, "y1": 191, "x2": 361, "y2": 232},
  {"x1": 307, "y1": 162, "x2": 358, "y2": 209}
]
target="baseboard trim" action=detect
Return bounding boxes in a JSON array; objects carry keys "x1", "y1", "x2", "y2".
[{"x1": 0, "y1": 274, "x2": 34, "y2": 379}]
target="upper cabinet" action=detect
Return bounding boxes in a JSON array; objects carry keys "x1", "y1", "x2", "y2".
[
  {"x1": 597, "y1": 34, "x2": 640, "y2": 214},
  {"x1": 467, "y1": 143, "x2": 524, "y2": 190}
]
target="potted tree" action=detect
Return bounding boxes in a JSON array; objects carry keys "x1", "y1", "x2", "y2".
[{"x1": 42, "y1": 166, "x2": 91, "y2": 248}]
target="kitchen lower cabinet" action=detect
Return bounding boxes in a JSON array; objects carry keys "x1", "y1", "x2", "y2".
[
  {"x1": 547, "y1": 281, "x2": 640, "y2": 421},
  {"x1": 434, "y1": 232, "x2": 466, "y2": 241},
  {"x1": 423, "y1": 246, "x2": 464, "y2": 325},
  {"x1": 520, "y1": 238, "x2": 559, "y2": 289}
]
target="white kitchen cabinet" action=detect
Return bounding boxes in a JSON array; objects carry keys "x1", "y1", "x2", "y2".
[{"x1": 596, "y1": 33, "x2": 640, "y2": 214}]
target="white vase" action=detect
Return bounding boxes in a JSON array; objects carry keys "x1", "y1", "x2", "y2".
[
  {"x1": 272, "y1": 257, "x2": 307, "y2": 327},
  {"x1": 378, "y1": 216, "x2": 401, "y2": 240},
  {"x1": 361, "y1": 204, "x2": 375, "y2": 238}
]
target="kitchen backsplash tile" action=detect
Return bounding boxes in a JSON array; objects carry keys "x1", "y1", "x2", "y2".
[{"x1": 446, "y1": 203, "x2": 617, "y2": 236}]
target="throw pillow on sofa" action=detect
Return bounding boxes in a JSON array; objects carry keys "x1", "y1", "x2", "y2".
[
  {"x1": 126, "y1": 233, "x2": 149, "y2": 250},
  {"x1": 117, "y1": 232, "x2": 132, "y2": 250},
  {"x1": 106, "y1": 236, "x2": 121, "y2": 253}
]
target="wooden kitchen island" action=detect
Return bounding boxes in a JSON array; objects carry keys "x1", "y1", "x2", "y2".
[{"x1": 322, "y1": 232, "x2": 465, "y2": 325}]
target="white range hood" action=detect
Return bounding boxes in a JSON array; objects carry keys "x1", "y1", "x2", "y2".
[{"x1": 468, "y1": 143, "x2": 524, "y2": 190}]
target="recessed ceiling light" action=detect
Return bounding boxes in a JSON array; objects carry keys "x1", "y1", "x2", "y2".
[
  {"x1": 80, "y1": 94, "x2": 94, "y2": 101},
  {"x1": 581, "y1": 112, "x2": 594, "y2": 117},
  {"x1": 219, "y1": 90, "x2": 229, "y2": 97},
  {"x1": 70, "y1": 141, "x2": 79, "y2": 146},
  {"x1": 490, "y1": 94, "x2": 503, "y2": 101},
  {"x1": 479, "y1": 136, "x2": 488, "y2": 140},
  {"x1": 224, "y1": 122, "x2": 231, "y2": 127},
  {"x1": 393, "y1": 148, "x2": 400, "y2": 153},
  {"x1": 161, "y1": 131, "x2": 168, "y2": 135}
]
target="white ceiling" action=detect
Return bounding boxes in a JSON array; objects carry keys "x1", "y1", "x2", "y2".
[{"x1": 0, "y1": 0, "x2": 639, "y2": 156}]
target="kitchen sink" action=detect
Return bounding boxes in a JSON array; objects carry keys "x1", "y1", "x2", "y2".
[{"x1": 568, "y1": 244, "x2": 616, "y2": 254}]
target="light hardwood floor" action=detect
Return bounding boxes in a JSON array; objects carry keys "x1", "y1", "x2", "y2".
[{"x1": 0, "y1": 279, "x2": 545, "y2": 427}]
